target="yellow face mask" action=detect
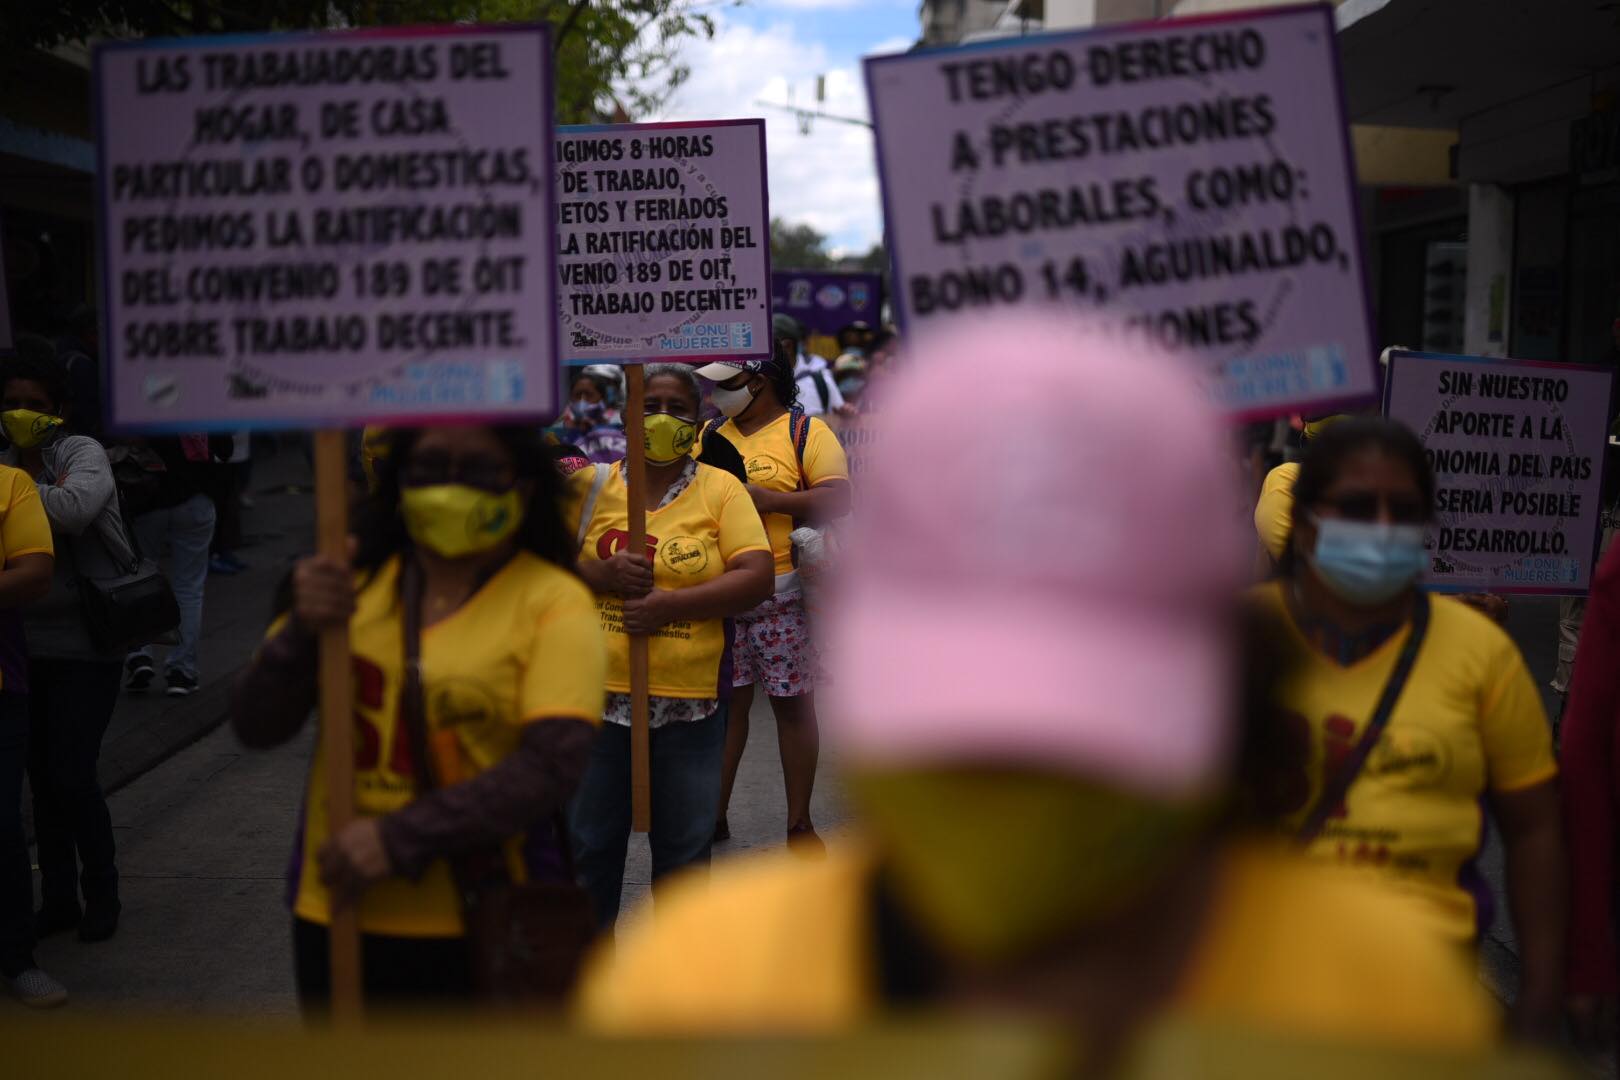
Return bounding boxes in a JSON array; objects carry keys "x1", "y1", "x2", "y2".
[
  {"x1": 644, "y1": 412, "x2": 697, "y2": 465},
  {"x1": 853, "y1": 769, "x2": 1213, "y2": 964},
  {"x1": 1302, "y1": 414, "x2": 1348, "y2": 441},
  {"x1": 1, "y1": 409, "x2": 64, "y2": 450},
  {"x1": 400, "y1": 483, "x2": 523, "y2": 559}
]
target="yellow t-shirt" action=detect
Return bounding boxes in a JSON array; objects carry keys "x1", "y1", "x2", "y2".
[
  {"x1": 706, "y1": 413, "x2": 848, "y2": 575},
  {"x1": 1254, "y1": 462, "x2": 1299, "y2": 562},
  {"x1": 576, "y1": 841, "x2": 1495, "y2": 1050},
  {"x1": 564, "y1": 463, "x2": 770, "y2": 698},
  {"x1": 291, "y1": 552, "x2": 606, "y2": 937},
  {"x1": 1253, "y1": 582, "x2": 1557, "y2": 942},
  {"x1": 0, "y1": 465, "x2": 53, "y2": 692}
]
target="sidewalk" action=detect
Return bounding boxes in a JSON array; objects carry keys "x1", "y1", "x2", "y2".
[{"x1": 97, "y1": 442, "x2": 315, "y2": 796}]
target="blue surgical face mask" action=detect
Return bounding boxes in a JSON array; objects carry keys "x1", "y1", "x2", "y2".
[
  {"x1": 572, "y1": 398, "x2": 606, "y2": 425},
  {"x1": 1308, "y1": 516, "x2": 1428, "y2": 605}
]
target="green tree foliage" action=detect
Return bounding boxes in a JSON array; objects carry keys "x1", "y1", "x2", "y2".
[
  {"x1": 770, "y1": 217, "x2": 833, "y2": 272},
  {"x1": 0, "y1": 0, "x2": 726, "y2": 123}
]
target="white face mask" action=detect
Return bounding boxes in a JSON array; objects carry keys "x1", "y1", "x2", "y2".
[{"x1": 710, "y1": 379, "x2": 758, "y2": 418}]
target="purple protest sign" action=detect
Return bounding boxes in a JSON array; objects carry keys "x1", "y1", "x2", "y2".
[
  {"x1": 1384, "y1": 351, "x2": 1614, "y2": 594},
  {"x1": 772, "y1": 271, "x2": 884, "y2": 336},
  {"x1": 93, "y1": 25, "x2": 557, "y2": 431},
  {"x1": 863, "y1": 5, "x2": 1376, "y2": 419},
  {"x1": 556, "y1": 120, "x2": 770, "y2": 363}
]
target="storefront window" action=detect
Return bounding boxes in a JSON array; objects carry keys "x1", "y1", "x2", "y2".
[
  {"x1": 1511, "y1": 180, "x2": 1570, "y2": 361},
  {"x1": 1566, "y1": 183, "x2": 1620, "y2": 366}
]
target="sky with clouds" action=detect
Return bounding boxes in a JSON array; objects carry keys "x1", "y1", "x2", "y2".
[{"x1": 647, "y1": 0, "x2": 917, "y2": 257}]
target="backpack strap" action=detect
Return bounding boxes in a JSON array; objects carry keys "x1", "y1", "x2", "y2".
[
  {"x1": 810, "y1": 370, "x2": 831, "y2": 413},
  {"x1": 574, "y1": 462, "x2": 611, "y2": 552},
  {"x1": 789, "y1": 406, "x2": 812, "y2": 493}
]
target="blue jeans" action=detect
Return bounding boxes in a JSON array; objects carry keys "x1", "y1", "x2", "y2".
[
  {"x1": 130, "y1": 493, "x2": 215, "y2": 678},
  {"x1": 569, "y1": 705, "x2": 726, "y2": 929}
]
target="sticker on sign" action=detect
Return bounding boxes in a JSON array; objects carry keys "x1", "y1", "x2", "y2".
[
  {"x1": 863, "y1": 5, "x2": 1377, "y2": 419},
  {"x1": 93, "y1": 25, "x2": 559, "y2": 430}
]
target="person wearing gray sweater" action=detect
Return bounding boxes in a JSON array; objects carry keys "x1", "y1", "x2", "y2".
[{"x1": 1, "y1": 348, "x2": 128, "y2": 944}]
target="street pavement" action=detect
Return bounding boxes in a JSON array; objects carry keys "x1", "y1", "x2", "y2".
[
  {"x1": 24, "y1": 678, "x2": 849, "y2": 1013},
  {"x1": 4, "y1": 446, "x2": 1570, "y2": 1014}
]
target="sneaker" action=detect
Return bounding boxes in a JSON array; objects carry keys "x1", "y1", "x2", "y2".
[
  {"x1": 165, "y1": 670, "x2": 199, "y2": 697},
  {"x1": 125, "y1": 655, "x2": 156, "y2": 692},
  {"x1": 33, "y1": 903, "x2": 80, "y2": 941},
  {"x1": 6, "y1": 968, "x2": 67, "y2": 1008},
  {"x1": 208, "y1": 554, "x2": 244, "y2": 576},
  {"x1": 77, "y1": 898, "x2": 120, "y2": 943}
]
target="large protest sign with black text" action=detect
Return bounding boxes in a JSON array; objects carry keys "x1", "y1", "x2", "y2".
[
  {"x1": 864, "y1": 5, "x2": 1375, "y2": 418},
  {"x1": 556, "y1": 120, "x2": 770, "y2": 364},
  {"x1": 94, "y1": 25, "x2": 558, "y2": 430},
  {"x1": 1384, "y1": 350, "x2": 1613, "y2": 594}
]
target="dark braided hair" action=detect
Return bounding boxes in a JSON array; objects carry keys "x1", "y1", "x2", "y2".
[{"x1": 763, "y1": 338, "x2": 800, "y2": 410}]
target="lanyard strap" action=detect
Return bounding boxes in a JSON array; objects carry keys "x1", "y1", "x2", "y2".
[{"x1": 1295, "y1": 591, "x2": 1431, "y2": 846}]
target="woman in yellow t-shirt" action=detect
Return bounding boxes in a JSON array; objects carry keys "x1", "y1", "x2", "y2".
[
  {"x1": 565, "y1": 364, "x2": 773, "y2": 927},
  {"x1": 0, "y1": 464, "x2": 58, "y2": 1006},
  {"x1": 1256, "y1": 416, "x2": 1564, "y2": 1039},
  {"x1": 694, "y1": 342, "x2": 851, "y2": 852},
  {"x1": 231, "y1": 425, "x2": 606, "y2": 1008}
]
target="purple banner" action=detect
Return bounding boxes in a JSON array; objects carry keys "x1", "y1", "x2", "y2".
[
  {"x1": 94, "y1": 25, "x2": 558, "y2": 431},
  {"x1": 772, "y1": 271, "x2": 884, "y2": 336},
  {"x1": 863, "y1": 5, "x2": 1377, "y2": 419},
  {"x1": 1384, "y1": 350, "x2": 1614, "y2": 594},
  {"x1": 556, "y1": 120, "x2": 770, "y2": 363}
]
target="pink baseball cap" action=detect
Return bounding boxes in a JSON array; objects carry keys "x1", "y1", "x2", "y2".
[{"x1": 824, "y1": 313, "x2": 1250, "y2": 798}]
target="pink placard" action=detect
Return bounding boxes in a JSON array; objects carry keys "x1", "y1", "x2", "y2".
[
  {"x1": 863, "y1": 4, "x2": 1376, "y2": 419},
  {"x1": 1384, "y1": 351, "x2": 1614, "y2": 594},
  {"x1": 94, "y1": 25, "x2": 557, "y2": 431},
  {"x1": 556, "y1": 120, "x2": 770, "y2": 363}
]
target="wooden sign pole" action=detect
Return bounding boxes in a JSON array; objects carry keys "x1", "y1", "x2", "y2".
[
  {"x1": 313, "y1": 430, "x2": 362, "y2": 1020},
  {"x1": 624, "y1": 365, "x2": 652, "y2": 833}
]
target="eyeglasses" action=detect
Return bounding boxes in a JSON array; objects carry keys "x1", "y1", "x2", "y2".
[
  {"x1": 400, "y1": 452, "x2": 516, "y2": 493},
  {"x1": 1314, "y1": 492, "x2": 1428, "y2": 525}
]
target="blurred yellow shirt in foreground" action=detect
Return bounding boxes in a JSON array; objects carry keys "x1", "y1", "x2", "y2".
[{"x1": 578, "y1": 841, "x2": 1495, "y2": 1050}]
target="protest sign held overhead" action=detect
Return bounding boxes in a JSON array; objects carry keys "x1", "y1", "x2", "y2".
[
  {"x1": 1384, "y1": 350, "x2": 1613, "y2": 594},
  {"x1": 557, "y1": 120, "x2": 770, "y2": 363},
  {"x1": 93, "y1": 25, "x2": 557, "y2": 430},
  {"x1": 863, "y1": 6, "x2": 1375, "y2": 418}
]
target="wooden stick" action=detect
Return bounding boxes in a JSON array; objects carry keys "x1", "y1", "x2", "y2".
[
  {"x1": 313, "y1": 430, "x2": 362, "y2": 1021},
  {"x1": 624, "y1": 365, "x2": 652, "y2": 833}
]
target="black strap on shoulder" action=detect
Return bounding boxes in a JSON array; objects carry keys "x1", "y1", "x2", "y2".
[
  {"x1": 788, "y1": 406, "x2": 811, "y2": 491},
  {"x1": 1295, "y1": 591, "x2": 1431, "y2": 846},
  {"x1": 810, "y1": 370, "x2": 831, "y2": 413}
]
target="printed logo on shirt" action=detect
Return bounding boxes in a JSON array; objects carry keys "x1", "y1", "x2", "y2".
[
  {"x1": 745, "y1": 457, "x2": 779, "y2": 483},
  {"x1": 429, "y1": 677, "x2": 501, "y2": 734},
  {"x1": 597, "y1": 528, "x2": 659, "y2": 562},
  {"x1": 660, "y1": 536, "x2": 710, "y2": 575},
  {"x1": 1366, "y1": 726, "x2": 1451, "y2": 790}
]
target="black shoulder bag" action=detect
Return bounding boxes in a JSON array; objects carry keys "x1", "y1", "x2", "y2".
[
  {"x1": 398, "y1": 561, "x2": 596, "y2": 1004},
  {"x1": 70, "y1": 486, "x2": 180, "y2": 654},
  {"x1": 1294, "y1": 592, "x2": 1431, "y2": 846}
]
